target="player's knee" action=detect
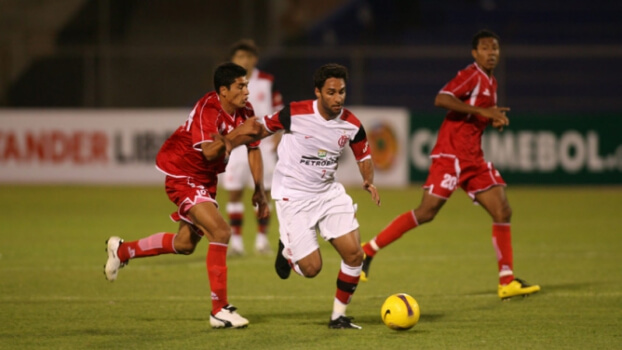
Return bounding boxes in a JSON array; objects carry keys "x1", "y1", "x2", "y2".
[
  {"x1": 211, "y1": 228, "x2": 231, "y2": 244},
  {"x1": 301, "y1": 263, "x2": 322, "y2": 278},
  {"x1": 343, "y1": 248, "x2": 364, "y2": 266},
  {"x1": 498, "y1": 205, "x2": 512, "y2": 222},
  {"x1": 174, "y1": 240, "x2": 197, "y2": 255},
  {"x1": 492, "y1": 203, "x2": 512, "y2": 222},
  {"x1": 416, "y1": 208, "x2": 438, "y2": 224}
]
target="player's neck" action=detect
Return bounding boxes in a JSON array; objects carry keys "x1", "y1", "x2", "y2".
[
  {"x1": 475, "y1": 62, "x2": 494, "y2": 77},
  {"x1": 220, "y1": 98, "x2": 236, "y2": 116}
]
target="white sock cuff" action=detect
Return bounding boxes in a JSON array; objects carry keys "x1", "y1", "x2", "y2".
[
  {"x1": 369, "y1": 239, "x2": 380, "y2": 252},
  {"x1": 226, "y1": 202, "x2": 244, "y2": 214},
  {"x1": 340, "y1": 260, "x2": 362, "y2": 277}
]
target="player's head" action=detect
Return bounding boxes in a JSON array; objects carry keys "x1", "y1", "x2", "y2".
[
  {"x1": 314, "y1": 63, "x2": 348, "y2": 119},
  {"x1": 471, "y1": 29, "x2": 500, "y2": 75},
  {"x1": 229, "y1": 39, "x2": 259, "y2": 75},
  {"x1": 214, "y1": 62, "x2": 249, "y2": 111}
]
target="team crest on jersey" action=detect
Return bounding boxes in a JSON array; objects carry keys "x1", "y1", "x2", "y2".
[
  {"x1": 318, "y1": 149, "x2": 327, "y2": 158},
  {"x1": 338, "y1": 135, "x2": 349, "y2": 148}
]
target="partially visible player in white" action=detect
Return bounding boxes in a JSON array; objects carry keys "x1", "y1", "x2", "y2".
[
  {"x1": 247, "y1": 63, "x2": 381, "y2": 329},
  {"x1": 223, "y1": 39, "x2": 284, "y2": 256}
]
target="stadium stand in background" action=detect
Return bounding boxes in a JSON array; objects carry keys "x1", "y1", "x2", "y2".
[{"x1": 1, "y1": 0, "x2": 621, "y2": 113}]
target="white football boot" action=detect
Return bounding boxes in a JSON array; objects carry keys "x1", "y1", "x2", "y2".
[
  {"x1": 210, "y1": 304, "x2": 249, "y2": 328},
  {"x1": 104, "y1": 236, "x2": 126, "y2": 281}
]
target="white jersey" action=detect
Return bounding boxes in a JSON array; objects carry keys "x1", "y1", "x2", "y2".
[
  {"x1": 261, "y1": 99, "x2": 371, "y2": 200},
  {"x1": 247, "y1": 68, "x2": 283, "y2": 152}
]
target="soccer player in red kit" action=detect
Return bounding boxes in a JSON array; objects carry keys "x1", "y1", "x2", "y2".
[
  {"x1": 361, "y1": 30, "x2": 540, "y2": 300},
  {"x1": 104, "y1": 62, "x2": 269, "y2": 328}
]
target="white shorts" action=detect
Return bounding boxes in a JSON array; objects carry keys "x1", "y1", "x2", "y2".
[
  {"x1": 222, "y1": 135, "x2": 276, "y2": 191},
  {"x1": 275, "y1": 182, "x2": 359, "y2": 263}
]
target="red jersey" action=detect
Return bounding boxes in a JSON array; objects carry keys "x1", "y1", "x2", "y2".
[
  {"x1": 156, "y1": 91, "x2": 259, "y2": 185},
  {"x1": 431, "y1": 63, "x2": 498, "y2": 161}
]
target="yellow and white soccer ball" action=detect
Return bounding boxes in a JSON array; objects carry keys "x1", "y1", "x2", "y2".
[{"x1": 380, "y1": 293, "x2": 420, "y2": 330}]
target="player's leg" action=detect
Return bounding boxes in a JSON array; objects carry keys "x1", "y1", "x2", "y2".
[
  {"x1": 470, "y1": 165, "x2": 540, "y2": 299},
  {"x1": 273, "y1": 198, "x2": 323, "y2": 279},
  {"x1": 188, "y1": 201, "x2": 249, "y2": 328},
  {"x1": 104, "y1": 222, "x2": 199, "y2": 282},
  {"x1": 361, "y1": 156, "x2": 455, "y2": 281},
  {"x1": 226, "y1": 189, "x2": 245, "y2": 256},
  {"x1": 223, "y1": 147, "x2": 250, "y2": 256},
  {"x1": 328, "y1": 230, "x2": 364, "y2": 329},
  {"x1": 254, "y1": 191, "x2": 272, "y2": 254},
  {"x1": 314, "y1": 185, "x2": 362, "y2": 329}
]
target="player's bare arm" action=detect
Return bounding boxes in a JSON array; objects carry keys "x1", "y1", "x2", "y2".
[
  {"x1": 358, "y1": 158, "x2": 380, "y2": 206},
  {"x1": 201, "y1": 134, "x2": 231, "y2": 161},
  {"x1": 247, "y1": 147, "x2": 269, "y2": 219},
  {"x1": 434, "y1": 93, "x2": 510, "y2": 127}
]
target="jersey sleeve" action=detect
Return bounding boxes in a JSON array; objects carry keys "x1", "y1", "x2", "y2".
[
  {"x1": 261, "y1": 105, "x2": 290, "y2": 133},
  {"x1": 190, "y1": 103, "x2": 219, "y2": 151},
  {"x1": 350, "y1": 125, "x2": 372, "y2": 162},
  {"x1": 439, "y1": 69, "x2": 479, "y2": 101}
]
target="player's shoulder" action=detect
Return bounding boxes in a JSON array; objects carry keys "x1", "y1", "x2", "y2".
[
  {"x1": 195, "y1": 91, "x2": 221, "y2": 113},
  {"x1": 256, "y1": 70, "x2": 275, "y2": 82},
  {"x1": 456, "y1": 63, "x2": 479, "y2": 76},
  {"x1": 290, "y1": 100, "x2": 314, "y2": 115},
  {"x1": 339, "y1": 108, "x2": 362, "y2": 127}
]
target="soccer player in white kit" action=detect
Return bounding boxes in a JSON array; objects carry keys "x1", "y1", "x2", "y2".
[
  {"x1": 251, "y1": 63, "x2": 381, "y2": 329},
  {"x1": 223, "y1": 39, "x2": 284, "y2": 256}
]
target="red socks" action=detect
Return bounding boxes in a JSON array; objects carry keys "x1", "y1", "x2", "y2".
[
  {"x1": 207, "y1": 243, "x2": 228, "y2": 313},
  {"x1": 117, "y1": 233, "x2": 176, "y2": 262},
  {"x1": 363, "y1": 210, "x2": 418, "y2": 257},
  {"x1": 492, "y1": 223, "x2": 514, "y2": 285}
]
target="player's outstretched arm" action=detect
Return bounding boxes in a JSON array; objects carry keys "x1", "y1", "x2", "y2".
[
  {"x1": 434, "y1": 93, "x2": 510, "y2": 128},
  {"x1": 358, "y1": 159, "x2": 380, "y2": 206},
  {"x1": 201, "y1": 117, "x2": 266, "y2": 161}
]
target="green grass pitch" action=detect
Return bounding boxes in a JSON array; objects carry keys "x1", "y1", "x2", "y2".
[{"x1": 1, "y1": 185, "x2": 621, "y2": 349}]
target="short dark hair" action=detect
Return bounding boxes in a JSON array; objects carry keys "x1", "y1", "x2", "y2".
[
  {"x1": 229, "y1": 39, "x2": 259, "y2": 59},
  {"x1": 213, "y1": 62, "x2": 247, "y2": 92},
  {"x1": 313, "y1": 63, "x2": 349, "y2": 90},
  {"x1": 472, "y1": 29, "x2": 500, "y2": 49}
]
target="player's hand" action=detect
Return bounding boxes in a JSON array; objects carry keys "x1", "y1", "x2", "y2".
[
  {"x1": 364, "y1": 181, "x2": 381, "y2": 206},
  {"x1": 238, "y1": 117, "x2": 262, "y2": 136},
  {"x1": 492, "y1": 118, "x2": 507, "y2": 131},
  {"x1": 210, "y1": 133, "x2": 232, "y2": 161},
  {"x1": 252, "y1": 188, "x2": 270, "y2": 219},
  {"x1": 482, "y1": 106, "x2": 510, "y2": 131}
]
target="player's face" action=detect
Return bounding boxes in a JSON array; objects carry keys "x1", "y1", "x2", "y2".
[
  {"x1": 231, "y1": 50, "x2": 258, "y2": 74},
  {"x1": 315, "y1": 77, "x2": 346, "y2": 119},
  {"x1": 472, "y1": 37, "x2": 500, "y2": 75},
  {"x1": 221, "y1": 76, "x2": 249, "y2": 112}
]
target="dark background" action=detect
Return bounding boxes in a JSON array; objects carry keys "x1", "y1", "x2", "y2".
[{"x1": 1, "y1": 0, "x2": 621, "y2": 113}]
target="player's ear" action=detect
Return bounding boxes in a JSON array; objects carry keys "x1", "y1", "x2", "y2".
[
  {"x1": 219, "y1": 85, "x2": 229, "y2": 97},
  {"x1": 314, "y1": 87, "x2": 321, "y2": 99},
  {"x1": 471, "y1": 49, "x2": 478, "y2": 60}
]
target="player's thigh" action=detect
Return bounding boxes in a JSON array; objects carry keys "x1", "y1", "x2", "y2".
[
  {"x1": 423, "y1": 156, "x2": 459, "y2": 199},
  {"x1": 275, "y1": 199, "x2": 321, "y2": 263},
  {"x1": 316, "y1": 184, "x2": 359, "y2": 241},
  {"x1": 188, "y1": 201, "x2": 230, "y2": 243},
  {"x1": 222, "y1": 147, "x2": 251, "y2": 191},
  {"x1": 462, "y1": 161, "x2": 507, "y2": 201}
]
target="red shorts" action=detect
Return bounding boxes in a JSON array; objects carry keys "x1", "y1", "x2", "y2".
[
  {"x1": 164, "y1": 176, "x2": 218, "y2": 225},
  {"x1": 423, "y1": 155, "x2": 506, "y2": 201}
]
